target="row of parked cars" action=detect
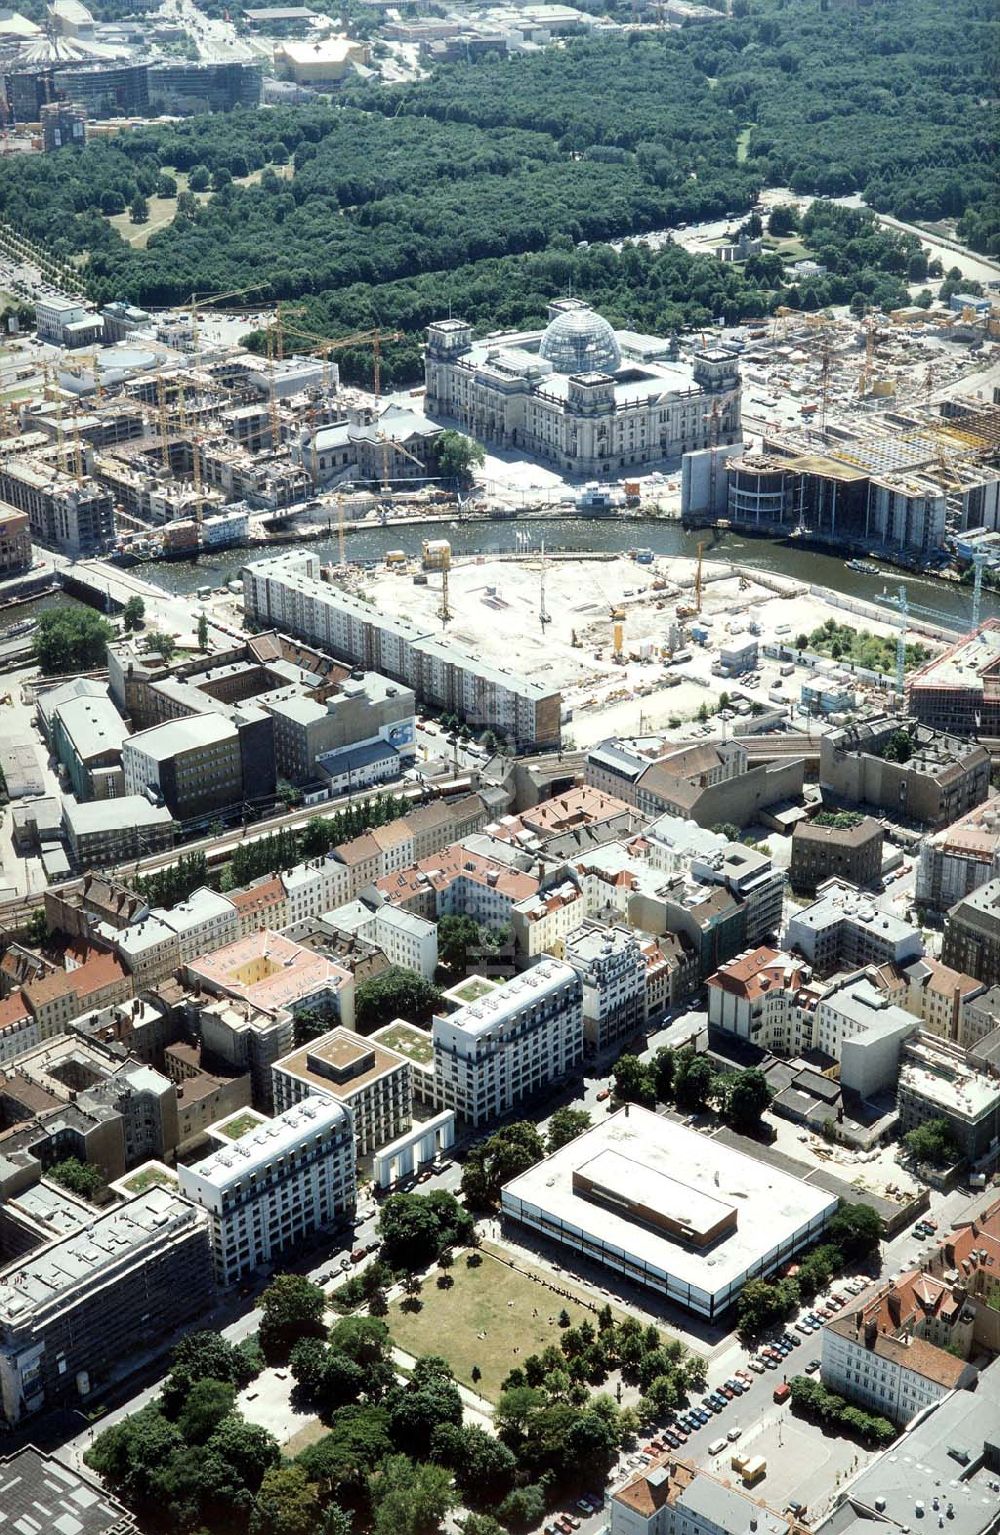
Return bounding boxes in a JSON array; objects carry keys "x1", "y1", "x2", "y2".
[
  {"x1": 542, "y1": 1491, "x2": 604, "y2": 1534},
  {"x1": 749, "y1": 1331, "x2": 801, "y2": 1371}
]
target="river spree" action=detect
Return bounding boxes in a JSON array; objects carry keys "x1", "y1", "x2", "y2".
[{"x1": 134, "y1": 518, "x2": 996, "y2": 633}]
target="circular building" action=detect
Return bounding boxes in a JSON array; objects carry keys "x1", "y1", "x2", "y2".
[{"x1": 539, "y1": 305, "x2": 621, "y2": 376}]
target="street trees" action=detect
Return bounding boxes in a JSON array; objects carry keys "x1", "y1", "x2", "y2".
[
  {"x1": 122, "y1": 595, "x2": 145, "y2": 630},
  {"x1": 717, "y1": 1067, "x2": 773, "y2": 1133},
  {"x1": 259, "y1": 1274, "x2": 327, "y2": 1361},
  {"x1": 612, "y1": 1053, "x2": 656, "y2": 1105},
  {"x1": 547, "y1": 1106, "x2": 592, "y2": 1153},
  {"x1": 434, "y1": 429, "x2": 486, "y2": 485},
  {"x1": 460, "y1": 1121, "x2": 545, "y2": 1209},
  {"x1": 377, "y1": 1189, "x2": 474, "y2": 1269},
  {"x1": 33, "y1": 609, "x2": 113, "y2": 674}
]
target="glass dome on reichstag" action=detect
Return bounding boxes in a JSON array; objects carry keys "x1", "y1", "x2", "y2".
[{"x1": 538, "y1": 305, "x2": 622, "y2": 376}]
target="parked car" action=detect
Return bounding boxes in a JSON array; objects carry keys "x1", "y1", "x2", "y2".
[
  {"x1": 805, "y1": 1359, "x2": 821, "y2": 1374},
  {"x1": 728, "y1": 1427, "x2": 743, "y2": 1442}
]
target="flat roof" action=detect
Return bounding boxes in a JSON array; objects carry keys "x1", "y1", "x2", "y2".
[
  {"x1": 0, "y1": 1187, "x2": 200, "y2": 1326},
  {"x1": 63, "y1": 795, "x2": 173, "y2": 833},
  {"x1": 502, "y1": 1106, "x2": 836, "y2": 1305},
  {"x1": 0, "y1": 1447, "x2": 138, "y2": 1535},
  {"x1": 125, "y1": 711, "x2": 237, "y2": 760},
  {"x1": 274, "y1": 1024, "x2": 406, "y2": 1098},
  {"x1": 180, "y1": 1096, "x2": 348, "y2": 1192}
]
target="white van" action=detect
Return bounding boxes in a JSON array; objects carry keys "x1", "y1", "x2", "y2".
[{"x1": 708, "y1": 1438, "x2": 728, "y2": 1457}]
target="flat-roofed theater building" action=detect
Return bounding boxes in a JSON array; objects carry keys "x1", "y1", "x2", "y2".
[{"x1": 501, "y1": 1106, "x2": 836, "y2": 1318}]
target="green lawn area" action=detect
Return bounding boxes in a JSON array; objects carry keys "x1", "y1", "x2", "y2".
[
  {"x1": 105, "y1": 162, "x2": 293, "y2": 250},
  {"x1": 450, "y1": 976, "x2": 498, "y2": 1004},
  {"x1": 736, "y1": 127, "x2": 752, "y2": 164},
  {"x1": 387, "y1": 1250, "x2": 645, "y2": 1401},
  {"x1": 217, "y1": 1110, "x2": 265, "y2": 1140},
  {"x1": 120, "y1": 1166, "x2": 177, "y2": 1194},
  {"x1": 376, "y1": 1022, "x2": 433, "y2": 1065}
]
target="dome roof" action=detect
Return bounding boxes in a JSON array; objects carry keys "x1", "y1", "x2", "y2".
[{"x1": 538, "y1": 305, "x2": 621, "y2": 376}]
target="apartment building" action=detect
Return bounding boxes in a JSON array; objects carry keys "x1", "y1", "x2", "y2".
[
  {"x1": 228, "y1": 875, "x2": 289, "y2": 938},
  {"x1": 242, "y1": 551, "x2": 561, "y2": 750},
  {"x1": 707, "y1": 947, "x2": 820, "y2": 1057},
  {"x1": 564, "y1": 922, "x2": 646, "y2": 1051},
  {"x1": 902, "y1": 956, "x2": 983, "y2": 1041},
  {"x1": 691, "y1": 842, "x2": 785, "y2": 944},
  {"x1": 432, "y1": 959, "x2": 583, "y2": 1127},
  {"x1": 0, "y1": 1187, "x2": 213, "y2": 1425},
  {"x1": 0, "y1": 505, "x2": 31, "y2": 574},
  {"x1": 22, "y1": 950, "x2": 132, "y2": 1041},
  {"x1": 377, "y1": 842, "x2": 538, "y2": 926},
  {"x1": 786, "y1": 879, "x2": 924, "y2": 977},
  {"x1": 61, "y1": 795, "x2": 174, "y2": 870},
  {"x1": 114, "y1": 913, "x2": 182, "y2": 987},
  {"x1": 790, "y1": 816, "x2": 883, "y2": 895},
  {"x1": 187, "y1": 928, "x2": 354, "y2": 1032},
  {"x1": 943, "y1": 876, "x2": 1000, "y2": 987},
  {"x1": 896, "y1": 1033, "x2": 1000, "y2": 1162},
  {"x1": 915, "y1": 796, "x2": 1000, "y2": 913},
  {"x1": 122, "y1": 713, "x2": 244, "y2": 819},
  {"x1": 0, "y1": 457, "x2": 114, "y2": 556},
  {"x1": 157, "y1": 888, "x2": 240, "y2": 965},
  {"x1": 178, "y1": 1097, "x2": 356, "y2": 1286},
  {"x1": 199, "y1": 997, "x2": 294, "y2": 1111},
  {"x1": 324, "y1": 898, "x2": 438, "y2": 980},
  {"x1": 814, "y1": 974, "x2": 918, "y2": 1097},
  {"x1": 512, "y1": 875, "x2": 587, "y2": 963},
  {"x1": 820, "y1": 718, "x2": 990, "y2": 828},
  {"x1": 272, "y1": 1026, "x2": 412, "y2": 1157},
  {"x1": 283, "y1": 855, "x2": 353, "y2": 925},
  {"x1": 821, "y1": 1272, "x2": 979, "y2": 1424}
]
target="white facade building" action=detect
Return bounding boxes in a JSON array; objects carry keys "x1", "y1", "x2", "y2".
[
  {"x1": 432, "y1": 959, "x2": 583, "y2": 1127},
  {"x1": 178, "y1": 1096, "x2": 356, "y2": 1286},
  {"x1": 156, "y1": 888, "x2": 240, "y2": 965},
  {"x1": 424, "y1": 301, "x2": 741, "y2": 478},
  {"x1": 564, "y1": 922, "x2": 647, "y2": 1050},
  {"x1": 815, "y1": 974, "x2": 918, "y2": 1096},
  {"x1": 282, "y1": 857, "x2": 352, "y2": 927},
  {"x1": 785, "y1": 879, "x2": 924, "y2": 976},
  {"x1": 322, "y1": 899, "x2": 438, "y2": 980}
]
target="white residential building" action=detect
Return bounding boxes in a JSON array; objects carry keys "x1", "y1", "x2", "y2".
[
  {"x1": 177, "y1": 1096, "x2": 356, "y2": 1286},
  {"x1": 815, "y1": 974, "x2": 918, "y2": 1096},
  {"x1": 564, "y1": 922, "x2": 646, "y2": 1051},
  {"x1": 113, "y1": 914, "x2": 182, "y2": 987},
  {"x1": 785, "y1": 879, "x2": 924, "y2": 976},
  {"x1": 322, "y1": 899, "x2": 438, "y2": 980},
  {"x1": 611, "y1": 1457, "x2": 795, "y2": 1535},
  {"x1": 820, "y1": 1274, "x2": 978, "y2": 1424},
  {"x1": 512, "y1": 876, "x2": 587, "y2": 963},
  {"x1": 432, "y1": 959, "x2": 583, "y2": 1127},
  {"x1": 271, "y1": 1026, "x2": 412, "y2": 1157},
  {"x1": 156, "y1": 888, "x2": 240, "y2": 965},
  {"x1": 644, "y1": 816, "x2": 729, "y2": 876},
  {"x1": 282, "y1": 857, "x2": 352, "y2": 927},
  {"x1": 707, "y1": 946, "x2": 821, "y2": 1057}
]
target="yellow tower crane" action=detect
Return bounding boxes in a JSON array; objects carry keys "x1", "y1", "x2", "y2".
[
  {"x1": 156, "y1": 375, "x2": 170, "y2": 470},
  {"x1": 695, "y1": 540, "x2": 705, "y2": 614},
  {"x1": 182, "y1": 285, "x2": 267, "y2": 362}
]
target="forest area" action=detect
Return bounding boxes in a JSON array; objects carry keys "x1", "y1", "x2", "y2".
[{"x1": 0, "y1": 0, "x2": 991, "y2": 388}]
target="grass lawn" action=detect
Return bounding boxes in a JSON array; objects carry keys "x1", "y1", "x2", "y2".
[
  {"x1": 388, "y1": 1250, "x2": 643, "y2": 1401},
  {"x1": 119, "y1": 1166, "x2": 177, "y2": 1194},
  {"x1": 376, "y1": 1022, "x2": 433, "y2": 1064},
  {"x1": 217, "y1": 1109, "x2": 266, "y2": 1139},
  {"x1": 736, "y1": 127, "x2": 752, "y2": 164},
  {"x1": 282, "y1": 1418, "x2": 326, "y2": 1458}
]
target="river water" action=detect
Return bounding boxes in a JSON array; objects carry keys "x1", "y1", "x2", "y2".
[
  {"x1": 5, "y1": 518, "x2": 995, "y2": 639},
  {"x1": 135, "y1": 519, "x2": 996, "y2": 632}
]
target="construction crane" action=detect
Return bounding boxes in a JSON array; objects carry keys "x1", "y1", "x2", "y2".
[
  {"x1": 972, "y1": 547, "x2": 988, "y2": 630},
  {"x1": 695, "y1": 540, "x2": 705, "y2": 615},
  {"x1": 71, "y1": 403, "x2": 84, "y2": 486},
  {"x1": 438, "y1": 541, "x2": 452, "y2": 625},
  {"x1": 539, "y1": 540, "x2": 550, "y2": 629},
  {"x1": 184, "y1": 285, "x2": 266, "y2": 361},
  {"x1": 336, "y1": 492, "x2": 346, "y2": 568},
  {"x1": 274, "y1": 321, "x2": 404, "y2": 398},
  {"x1": 156, "y1": 375, "x2": 170, "y2": 470},
  {"x1": 872, "y1": 582, "x2": 909, "y2": 701},
  {"x1": 858, "y1": 313, "x2": 877, "y2": 398}
]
